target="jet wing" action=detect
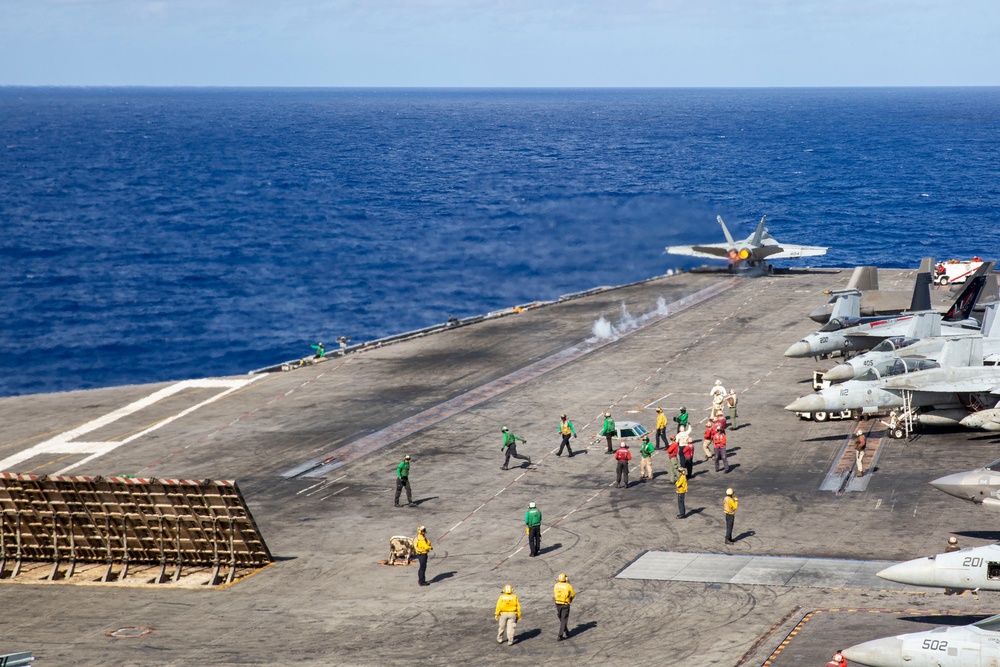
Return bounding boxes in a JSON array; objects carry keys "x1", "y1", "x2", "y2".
[
  {"x1": 883, "y1": 378, "x2": 1000, "y2": 394},
  {"x1": 665, "y1": 244, "x2": 733, "y2": 260},
  {"x1": 762, "y1": 244, "x2": 829, "y2": 260}
]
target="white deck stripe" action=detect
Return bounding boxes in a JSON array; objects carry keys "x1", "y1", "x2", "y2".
[{"x1": 0, "y1": 377, "x2": 262, "y2": 474}]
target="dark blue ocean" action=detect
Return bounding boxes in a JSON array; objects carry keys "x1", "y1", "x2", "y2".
[{"x1": 2, "y1": 87, "x2": 1000, "y2": 397}]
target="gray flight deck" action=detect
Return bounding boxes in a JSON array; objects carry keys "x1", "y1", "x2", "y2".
[{"x1": 0, "y1": 267, "x2": 998, "y2": 666}]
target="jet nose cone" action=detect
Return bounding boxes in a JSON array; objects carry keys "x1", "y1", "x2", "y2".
[
  {"x1": 784, "y1": 341, "x2": 811, "y2": 358},
  {"x1": 823, "y1": 364, "x2": 855, "y2": 383},
  {"x1": 784, "y1": 394, "x2": 826, "y2": 413},
  {"x1": 877, "y1": 557, "x2": 937, "y2": 587},
  {"x1": 929, "y1": 472, "x2": 976, "y2": 501},
  {"x1": 842, "y1": 636, "x2": 904, "y2": 667}
]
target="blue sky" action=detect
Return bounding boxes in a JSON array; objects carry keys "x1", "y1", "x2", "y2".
[{"x1": 2, "y1": 0, "x2": 999, "y2": 86}]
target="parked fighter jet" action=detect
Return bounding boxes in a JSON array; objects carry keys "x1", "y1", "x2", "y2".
[
  {"x1": 823, "y1": 301, "x2": 1000, "y2": 384},
  {"x1": 878, "y1": 542, "x2": 1000, "y2": 593},
  {"x1": 665, "y1": 215, "x2": 827, "y2": 271},
  {"x1": 930, "y1": 459, "x2": 1000, "y2": 509},
  {"x1": 784, "y1": 336, "x2": 1000, "y2": 429},
  {"x1": 783, "y1": 267, "x2": 988, "y2": 359},
  {"x1": 806, "y1": 258, "x2": 998, "y2": 323},
  {"x1": 843, "y1": 613, "x2": 1000, "y2": 667}
]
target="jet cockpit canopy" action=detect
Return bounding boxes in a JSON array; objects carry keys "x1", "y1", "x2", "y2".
[{"x1": 871, "y1": 337, "x2": 921, "y2": 353}]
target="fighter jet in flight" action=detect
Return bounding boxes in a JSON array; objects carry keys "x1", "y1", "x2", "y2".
[
  {"x1": 930, "y1": 458, "x2": 1000, "y2": 509},
  {"x1": 843, "y1": 613, "x2": 1000, "y2": 667},
  {"x1": 665, "y1": 215, "x2": 827, "y2": 271}
]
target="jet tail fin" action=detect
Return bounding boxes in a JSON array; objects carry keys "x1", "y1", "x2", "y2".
[
  {"x1": 905, "y1": 312, "x2": 941, "y2": 339},
  {"x1": 716, "y1": 216, "x2": 737, "y2": 248},
  {"x1": 980, "y1": 269, "x2": 999, "y2": 305},
  {"x1": 908, "y1": 271, "x2": 933, "y2": 311},
  {"x1": 749, "y1": 216, "x2": 766, "y2": 247},
  {"x1": 981, "y1": 302, "x2": 1000, "y2": 339},
  {"x1": 938, "y1": 336, "x2": 983, "y2": 368},
  {"x1": 829, "y1": 290, "x2": 861, "y2": 320},
  {"x1": 846, "y1": 266, "x2": 879, "y2": 292},
  {"x1": 944, "y1": 262, "x2": 992, "y2": 322}
]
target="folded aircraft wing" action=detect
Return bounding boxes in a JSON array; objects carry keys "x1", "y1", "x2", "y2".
[
  {"x1": 665, "y1": 244, "x2": 733, "y2": 260},
  {"x1": 763, "y1": 243, "x2": 829, "y2": 260},
  {"x1": 883, "y1": 378, "x2": 1000, "y2": 394}
]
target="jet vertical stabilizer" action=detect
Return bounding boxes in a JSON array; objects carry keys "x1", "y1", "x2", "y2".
[
  {"x1": 908, "y1": 271, "x2": 932, "y2": 311},
  {"x1": 943, "y1": 262, "x2": 992, "y2": 322},
  {"x1": 846, "y1": 266, "x2": 879, "y2": 292},
  {"x1": 983, "y1": 301, "x2": 1000, "y2": 338},
  {"x1": 716, "y1": 216, "x2": 737, "y2": 247},
  {"x1": 828, "y1": 290, "x2": 861, "y2": 320},
  {"x1": 749, "y1": 216, "x2": 766, "y2": 247},
  {"x1": 902, "y1": 311, "x2": 941, "y2": 339},
  {"x1": 937, "y1": 336, "x2": 984, "y2": 368}
]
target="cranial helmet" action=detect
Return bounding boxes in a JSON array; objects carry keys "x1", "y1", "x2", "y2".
[
  {"x1": 561, "y1": 414, "x2": 567, "y2": 419},
  {"x1": 726, "y1": 488, "x2": 734, "y2": 496},
  {"x1": 501, "y1": 426, "x2": 508, "y2": 432},
  {"x1": 680, "y1": 406, "x2": 686, "y2": 412},
  {"x1": 404, "y1": 455, "x2": 411, "y2": 460},
  {"x1": 503, "y1": 584, "x2": 513, "y2": 594},
  {"x1": 558, "y1": 573, "x2": 567, "y2": 583},
  {"x1": 605, "y1": 412, "x2": 611, "y2": 417},
  {"x1": 528, "y1": 502, "x2": 535, "y2": 509},
  {"x1": 949, "y1": 536, "x2": 958, "y2": 544},
  {"x1": 417, "y1": 525, "x2": 426, "y2": 533},
  {"x1": 715, "y1": 380, "x2": 723, "y2": 386}
]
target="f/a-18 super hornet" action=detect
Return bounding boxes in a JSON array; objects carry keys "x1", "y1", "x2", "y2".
[
  {"x1": 784, "y1": 336, "x2": 1000, "y2": 429},
  {"x1": 807, "y1": 258, "x2": 998, "y2": 323},
  {"x1": 783, "y1": 264, "x2": 988, "y2": 360},
  {"x1": 822, "y1": 300, "x2": 1000, "y2": 384},
  {"x1": 877, "y1": 542, "x2": 1000, "y2": 594},
  {"x1": 665, "y1": 215, "x2": 827, "y2": 271},
  {"x1": 930, "y1": 457, "x2": 1000, "y2": 509},
  {"x1": 843, "y1": 612, "x2": 1000, "y2": 667}
]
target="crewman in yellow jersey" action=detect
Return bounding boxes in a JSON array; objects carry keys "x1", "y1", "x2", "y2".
[
  {"x1": 413, "y1": 526, "x2": 432, "y2": 586},
  {"x1": 655, "y1": 407, "x2": 668, "y2": 449},
  {"x1": 553, "y1": 573, "x2": 576, "y2": 641},
  {"x1": 724, "y1": 488, "x2": 739, "y2": 544},
  {"x1": 495, "y1": 584, "x2": 521, "y2": 645},
  {"x1": 675, "y1": 468, "x2": 688, "y2": 519}
]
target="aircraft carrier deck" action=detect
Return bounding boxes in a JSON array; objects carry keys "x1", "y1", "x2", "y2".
[{"x1": 2, "y1": 267, "x2": 998, "y2": 666}]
